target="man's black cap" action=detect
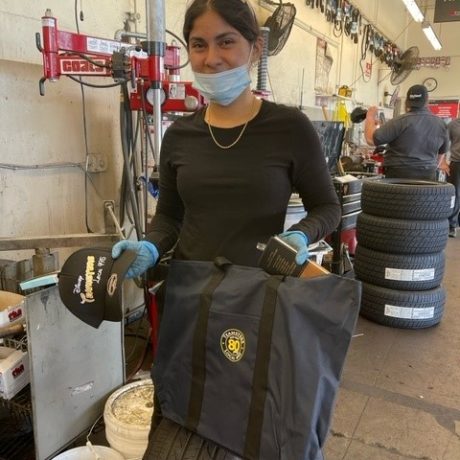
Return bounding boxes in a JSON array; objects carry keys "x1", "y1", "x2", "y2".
[
  {"x1": 406, "y1": 84, "x2": 428, "y2": 109},
  {"x1": 58, "y1": 247, "x2": 136, "y2": 328}
]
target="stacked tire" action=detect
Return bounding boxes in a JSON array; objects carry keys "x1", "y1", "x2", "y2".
[{"x1": 354, "y1": 179, "x2": 455, "y2": 329}]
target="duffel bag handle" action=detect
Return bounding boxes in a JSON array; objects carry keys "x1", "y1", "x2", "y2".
[
  {"x1": 186, "y1": 261, "x2": 229, "y2": 430},
  {"x1": 244, "y1": 275, "x2": 283, "y2": 459}
]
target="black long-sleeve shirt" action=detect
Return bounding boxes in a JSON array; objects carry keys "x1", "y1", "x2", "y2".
[{"x1": 146, "y1": 99, "x2": 340, "y2": 267}]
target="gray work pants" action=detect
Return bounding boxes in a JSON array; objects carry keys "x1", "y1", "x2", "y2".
[{"x1": 447, "y1": 160, "x2": 460, "y2": 228}]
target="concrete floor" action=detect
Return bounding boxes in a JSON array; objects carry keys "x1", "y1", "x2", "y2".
[{"x1": 323, "y1": 236, "x2": 460, "y2": 460}]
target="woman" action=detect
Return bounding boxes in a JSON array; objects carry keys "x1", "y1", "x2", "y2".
[
  {"x1": 113, "y1": 0, "x2": 341, "y2": 458},
  {"x1": 113, "y1": 0, "x2": 341, "y2": 274}
]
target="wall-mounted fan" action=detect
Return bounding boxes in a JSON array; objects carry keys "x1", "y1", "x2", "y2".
[
  {"x1": 390, "y1": 46, "x2": 419, "y2": 85},
  {"x1": 263, "y1": 1, "x2": 296, "y2": 56},
  {"x1": 384, "y1": 85, "x2": 400, "y2": 107}
]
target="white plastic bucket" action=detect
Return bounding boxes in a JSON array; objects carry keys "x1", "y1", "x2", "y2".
[
  {"x1": 104, "y1": 379, "x2": 154, "y2": 460},
  {"x1": 52, "y1": 445, "x2": 124, "y2": 460}
]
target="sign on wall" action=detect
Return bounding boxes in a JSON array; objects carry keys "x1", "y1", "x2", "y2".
[
  {"x1": 416, "y1": 56, "x2": 451, "y2": 68},
  {"x1": 434, "y1": 0, "x2": 460, "y2": 23},
  {"x1": 428, "y1": 99, "x2": 459, "y2": 120},
  {"x1": 314, "y1": 38, "x2": 334, "y2": 94}
]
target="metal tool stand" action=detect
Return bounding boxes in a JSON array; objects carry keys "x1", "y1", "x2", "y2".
[
  {"x1": 330, "y1": 177, "x2": 362, "y2": 275},
  {"x1": 25, "y1": 286, "x2": 125, "y2": 460}
]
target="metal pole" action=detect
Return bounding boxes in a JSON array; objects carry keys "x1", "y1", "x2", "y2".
[{"x1": 145, "y1": 0, "x2": 166, "y2": 164}]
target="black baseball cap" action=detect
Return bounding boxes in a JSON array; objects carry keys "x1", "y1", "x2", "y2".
[
  {"x1": 58, "y1": 247, "x2": 137, "y2": 328},
  {"x1": 406, "y1": 84, "x2": 428, "y2": 108}
]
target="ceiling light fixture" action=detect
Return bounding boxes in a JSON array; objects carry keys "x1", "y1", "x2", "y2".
[
  {"x1": 422, "y1": 22, "x2": 442, "y2": 50},
  {"x1": 401, "y1": 0, "x2": 424, "y2": 22}
]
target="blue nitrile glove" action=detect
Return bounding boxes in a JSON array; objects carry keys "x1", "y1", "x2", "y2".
[
  {"x1": 112, "y1": 240, "x2": 159, "y2": 278},
  {"x1": 277, "y1": 231, "x2": 309, "y2": 265}
]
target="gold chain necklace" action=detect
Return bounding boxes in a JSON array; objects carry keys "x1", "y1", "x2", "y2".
[{"x1": 206, "y1": 97, "x2": 256, "y2": 150}]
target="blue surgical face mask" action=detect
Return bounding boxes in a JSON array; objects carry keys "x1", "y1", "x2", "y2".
[{"x1": 192, "y1": 52, "x2": 253, "y2": 106}]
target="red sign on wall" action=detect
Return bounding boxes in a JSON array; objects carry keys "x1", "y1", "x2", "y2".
[{"x1": 428, "y1": 99, "x2": 459, "y2": 119}]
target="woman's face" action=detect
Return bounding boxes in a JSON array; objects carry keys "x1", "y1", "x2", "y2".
[{"x1": 187, "y1": 9, "x2": 254, "y2": 74}]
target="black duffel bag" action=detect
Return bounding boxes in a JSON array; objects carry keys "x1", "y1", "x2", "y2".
[{"x1": 152, "y1": 258, "x2": 361, "y2": 460}]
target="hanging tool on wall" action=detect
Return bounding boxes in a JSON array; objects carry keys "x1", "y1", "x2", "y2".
[
  {"x1": 325, "y1": 0, "x2": 336, "y2": 22},
  {"x1": 360, "y1": 23, "x2": 373, "y2": 82},
  {"x1": 319, "y1": 0, "x2": 325, "y2": 13},
  {"x1": 333, "y1": 0, "x2": 344, "y2": 37},
  {"x1": 343, "y1": 1, "x2": 353, "y2": 37},
  {"x1": 349, "y1": 7, "x2": 360, "y2": 44},
  {"x1": 367, "y1": 24, "x2": 374, "y2": 53}
]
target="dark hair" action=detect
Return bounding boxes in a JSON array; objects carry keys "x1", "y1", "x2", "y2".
[{"x1": 183, "y1": 0, "x2": 259, "y2": 46}]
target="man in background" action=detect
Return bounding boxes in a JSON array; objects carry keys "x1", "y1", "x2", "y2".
[
  {"x1": 364, "y1": 84, "x2": 449, "y2": 181},
  {"x1": 447, "y1": 117, "x2": 460, "y2": 237}
]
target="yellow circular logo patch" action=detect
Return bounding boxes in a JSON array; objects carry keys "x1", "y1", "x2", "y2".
[{"x1": 220, "y1": 329, "x2": 246, "y2": 362}]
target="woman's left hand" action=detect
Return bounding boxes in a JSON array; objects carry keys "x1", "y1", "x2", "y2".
[
  {"x1": 438, "y1": 157, "x2": 450, "y2": 175},
  {"x1": 277, "y1": 231, "x2": 309, "y2": 265}
]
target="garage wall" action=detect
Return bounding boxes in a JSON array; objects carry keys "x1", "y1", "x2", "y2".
[
  {"x1": 0, "y1": 1, "x2": 131, "y2": 263},
  {"x1": 257, "y1": 0, "x2": 409, "y2": 110},
  {"x1": 400, "y1": 4, "x2": 460, "y2": 101},
  {"x1": 0, "y1": 0, "x2": 458, "y2": 267}
]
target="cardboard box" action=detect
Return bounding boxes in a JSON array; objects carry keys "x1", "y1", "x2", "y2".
[
  {"x1": 0, "y1": 291, "x2": 25, "y2": 328},
  {"x1": 0, "y1": 346, "x2": 29, "y2": 400}
]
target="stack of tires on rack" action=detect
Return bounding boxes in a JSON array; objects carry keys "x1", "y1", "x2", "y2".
[{"x1": 354, "y1": 179, "x2": 455, "y2": 329}]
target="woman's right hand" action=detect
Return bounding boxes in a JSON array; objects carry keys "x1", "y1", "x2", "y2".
[{"x1": 112, "y1": 240, "x2": 159, "y2": 278}]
